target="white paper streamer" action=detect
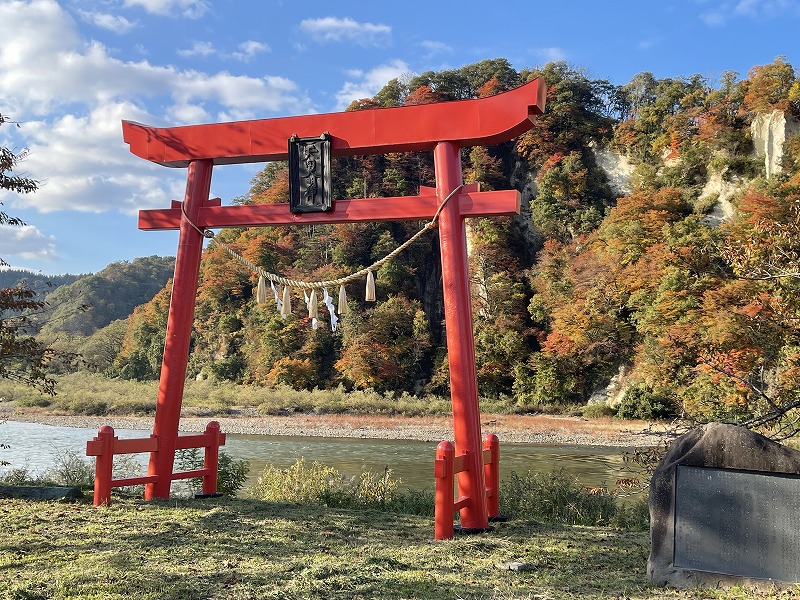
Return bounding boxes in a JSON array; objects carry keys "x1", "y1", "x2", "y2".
[
  {"x1": 270, "y1": 280, "x2": 283, "y2": 315},
  {"x1": 303, "y1": 291, "x2": 318, "y2": 330},
  {"x1": 323, "y1": 288, "x2": 339, "y2": 332}
]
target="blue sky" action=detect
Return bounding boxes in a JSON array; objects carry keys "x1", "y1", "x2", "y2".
[{"x1": 0, "y1": 0, "x2": 798, "y2": 275}]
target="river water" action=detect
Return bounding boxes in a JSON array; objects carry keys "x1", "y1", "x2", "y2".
[{"x1": 0, "y1": 420, "x2": 640, "y2": 494}]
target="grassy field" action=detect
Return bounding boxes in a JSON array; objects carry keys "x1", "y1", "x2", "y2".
[
  {"x1": 1, "y1": 496, "x2": 796, "y2": 600},
  {"x1": 0, "y1": 373, "x2": 561, "y2": 418}
]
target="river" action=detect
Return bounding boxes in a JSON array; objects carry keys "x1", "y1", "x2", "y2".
[{"x1": 0, "y1": 420, "x2": 643, "y2": 495}]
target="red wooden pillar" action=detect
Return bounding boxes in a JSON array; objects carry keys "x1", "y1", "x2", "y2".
[
  {"x1": 145, "y1": 159, "x2": 213, "y2": 500},
  {"x1": 434, "y1": 141, "x2": 489, "y2": 532},
  {"x1": 483, "y1": 433, "x2": 500, "y2": 518},
  {"x1": 92, "y1": 425, "x2": 115, "y2": 506},
  {"x1": 202, "y1": 421, "x2": 222, "y2": 495},
  {"x1": 434, "y1": 440, "x2": 456, "y2": 540}
]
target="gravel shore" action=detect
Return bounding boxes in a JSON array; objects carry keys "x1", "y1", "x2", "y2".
[{"x1": 3, "y1": 409, "x2": 667, "y2": 447}]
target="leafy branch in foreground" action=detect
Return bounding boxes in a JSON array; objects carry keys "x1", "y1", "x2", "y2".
[
  {"x1": 0, "y1": 112, "x2": 59, "y2": 396},
  {"x1": 0, "y1": 285, "x2": 56, "y2": 395}
]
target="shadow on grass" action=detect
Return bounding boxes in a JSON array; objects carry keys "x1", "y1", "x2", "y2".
[{"x1": 0, "y1": 496, "x2": 657, "y2": 600}]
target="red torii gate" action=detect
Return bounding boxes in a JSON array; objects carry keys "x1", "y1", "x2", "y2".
[{"x1": 121, "y1": 79, "x2": 545, "y2": 532}]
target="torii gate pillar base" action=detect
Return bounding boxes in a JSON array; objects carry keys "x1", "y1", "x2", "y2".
[{"x1": 435, "y1": 141, "x2": 489, "y2": 531}]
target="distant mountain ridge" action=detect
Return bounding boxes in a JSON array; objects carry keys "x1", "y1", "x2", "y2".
[
  {"x1": 32, "y1": 256, "x2": 175, "y2": 337},
  {"x1": 0, "y1": 269, "x2": 84, "y2": 292}
]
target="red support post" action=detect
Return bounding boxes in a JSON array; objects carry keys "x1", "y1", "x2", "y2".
[
  {"x1": 483, "y1": 433, "x2": 500, "y2": 518},
  {"x1": 434, "y1": 141, "x2": 489, "y2": 532},
  {"x1": 90, "y1": 425, "x2": 115, "y2": 507},
  {"x1": 202, "y1": 421, "x2": 222, "y2": 495},
  {"x1": 145, "y1": 159, "x2": 213, "y2": 500},
  {"x1": 434, "y1": 440, "x2": 455, "y2": 540}
]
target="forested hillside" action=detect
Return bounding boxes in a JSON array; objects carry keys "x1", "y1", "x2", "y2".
[
  {"x1": 17, "y1": 256, "x2": 175, "y2": 376},
  {"x1": 111, "y1": 57, "x2": 800, "y2": 434},
  {"x1": 35, "y1": 255, "x2": 175, "y2": 337},
  {"x1": 0, "y1": 270, "x2": 82, "y2": 291}
]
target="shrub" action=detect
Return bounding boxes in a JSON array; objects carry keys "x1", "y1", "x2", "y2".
[
  {"x1": 582, "y1": 402, "x2": 616, "y2": 418},
  {"x1": 500, "y1": 469, "x2": 617, "y2": 526},
  {"x1": 1, "y1": 450, "x2": 144, "y2": 494},
  {"x1": 611, "y1": 498, "x2": 650, "y2": 531},
  {"x1": 1, "y1": 467, "x2": 44, "y2": 486},
  {"x1": 616, "y1": 385, "x2": 676, "y2": 420},
  {"x1": 47, "y1": 450, "x2": 95, "y2": 487},
  {"x1": 175, "y1": 449, "x2": 250, "y2": 496}
]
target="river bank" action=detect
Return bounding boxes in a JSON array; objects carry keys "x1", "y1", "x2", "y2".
[{"x1": 3, "y1": 407, "x2": 668, "y2": 447}]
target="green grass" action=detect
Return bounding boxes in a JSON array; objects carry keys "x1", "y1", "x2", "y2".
[{"x1": 0, "y1": 497, "x2": 796, "y2": 600}]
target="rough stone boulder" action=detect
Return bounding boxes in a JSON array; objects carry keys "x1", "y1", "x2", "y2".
[
  {"x1": 0, "y1": 485, "x2": 84, "y2": 501},
  {"x1": 648, "y1": 422, "x2": 800, "y2": 589}
]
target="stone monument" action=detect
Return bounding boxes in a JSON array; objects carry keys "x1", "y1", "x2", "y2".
[{"x1": 648, "y1": 422, "x2": 800, "y2": 589}]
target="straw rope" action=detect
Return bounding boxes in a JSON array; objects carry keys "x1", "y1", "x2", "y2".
[{"x1": 181, "y1": 184, "x2": 463, "y2": 290}]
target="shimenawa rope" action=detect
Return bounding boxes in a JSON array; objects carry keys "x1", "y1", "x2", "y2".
[{"x1": 180, "y1": 184, "x2": 463, "y2": 293}]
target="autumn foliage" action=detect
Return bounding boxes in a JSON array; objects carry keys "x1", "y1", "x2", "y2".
[{"x1": 111, "y1": 57, "x2": 800, "y2": 437}]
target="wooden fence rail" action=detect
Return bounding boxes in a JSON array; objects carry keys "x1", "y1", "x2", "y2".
[{"x1": 86, "y1": 421, "x2": 225, "y2": 506}]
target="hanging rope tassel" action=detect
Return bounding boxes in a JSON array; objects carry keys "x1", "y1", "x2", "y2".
[
  {"x1": 281, "y1": 286, "x2": 292, "y2": 317},
  {"x1": 338, "y1": 285, "x2": 348, "y2": 315},
  {"x1": 256, "y1": 275, "x2": 268, "y2": 304},
  {"x1": 308, "y1": 289, "x2": 319, "y2": 319},
  {"x1": 365, "y1": 270, "x2": 376, "y2": 302}
]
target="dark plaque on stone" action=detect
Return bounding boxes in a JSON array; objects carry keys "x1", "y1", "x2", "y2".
[
  {"x1": 674, "y1": 465, "x2": 800, "y2": 583},
  {"x1": 288, "y1": 134, "x2": 332, "y2": 214}
]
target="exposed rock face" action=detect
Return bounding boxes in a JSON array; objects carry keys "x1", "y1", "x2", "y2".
[
  {"x1": 587, "y1": 364, "x2": 630, "y2": 407},
  {"x1": 648, "y1": 423, "x2": 800, "y2": 589},
  {"x1": 700, "y1": 170, "x2": 741, "y2": 227},
  {"x1": 593, "y1": 146, "x2": 633, "y2": 197},
  {"x1": 511, "y1": 165, "x2": 544, "y2": 266},
  {"x1": 751, "y1": 110, "x2": 800, "y2": 178}
]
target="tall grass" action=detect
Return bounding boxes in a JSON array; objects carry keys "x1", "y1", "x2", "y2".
[
  {"x1": 0, "y1": 449, "x2": 141, "y2": 491},
  {"x1": 247, "y1": 458, "x2": 649, "y2": 529},
  {"x1": 1, "y1": 372, "x2": 467, "y2": 417},
  {"x1": 249, "y1": 457, "x2": 434, "y2": 516}
]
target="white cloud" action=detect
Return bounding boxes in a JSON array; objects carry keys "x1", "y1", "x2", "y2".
[
  {"x1": 536, "y1": 47, "x2": 567, "y2": 63},
  {"x1": 0, "y1": 224, "x2": 58, "y2": 262},
  {"x1": 637, "y1": 36, "x2": 662, "y2": 50},
  {"x1": 123, "y1": 0, "x2": 210, "y2": 18},
  {"x1": 78, "y1": 10, "x2": 137, "y2": 33},
  {"x1": 334, "y1": 60, "x2": 410, "y2": 110},
  {"x1": 700, "y1": 0, "x2": 800, "y2": 25},
  {"x1": 299, "y1": 16, "x2": 391, "y2": 46},
  {"x1": 5, "y1": 101, "x2": 186, "y2": 214},
  {"x1": 178, "y1": 40, "x2": 270, "y2": 61},
  {"x1": 177, "y1": 41, "x2": 217, "y2": 57},
  {"x1": 0, "y1": 0, "x2": 312, "y2": 217},
  {"x1": 420, "y1": 40, "x2": 452, "y2": 58},
  {"x1": 232, "y1": 40, "x2": 270, "y2": 61}
]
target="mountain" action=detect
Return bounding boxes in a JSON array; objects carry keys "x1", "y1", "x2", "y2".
[
  {"x1": 36, "y1": 255, "x2": 175, "y2": 337},
  {"x1": 0, "y1": 269, "x2": 83, "y2": 292}
]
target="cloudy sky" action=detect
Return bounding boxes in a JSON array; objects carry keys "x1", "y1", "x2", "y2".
[{"x1": 0, "y1": 0, "x2": 798, "y2": 274}]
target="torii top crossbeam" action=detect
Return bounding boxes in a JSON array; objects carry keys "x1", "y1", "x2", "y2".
[
  {"x1": 119, "y1": 79, "x2": 545, "y2": 538},
  {"x1": 123, "y1": 78, "x2": 546, "y2": 166}
]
